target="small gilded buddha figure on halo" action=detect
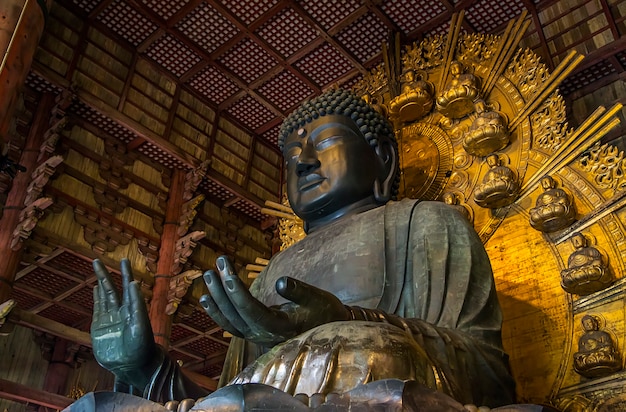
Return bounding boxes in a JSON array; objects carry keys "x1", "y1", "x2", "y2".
[
  {"x1": 436, "y1": 60, "x2": 481, "y2": 119},
  {"x1": 442, "y1": 191, "x2": 473, "y2": 223},
  {"x1": 528, "y1": 175, "x2": 576, "y2": 233},
  {"x1": 473, "y1": 154, "x2": 519, "y2": 209},
  {"x1": 388, "y1": 69, "x2": 434, "y2": 123},
  {"x1": 560, "y1": 232, "x2": 614, "y2": 296},
  {"x1": 462, "y1": 99, "x2": 510, "y2": 157},
  {"x1": 573, "y1": 314, "x2": 622, "y2": 378}
]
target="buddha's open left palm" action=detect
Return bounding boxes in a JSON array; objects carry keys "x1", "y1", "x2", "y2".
[{"x1": 91, "y1": 259, "x2": 156, "y2": 384}]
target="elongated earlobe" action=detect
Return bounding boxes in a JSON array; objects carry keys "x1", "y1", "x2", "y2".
[{"x1": 373, "y1": 140, "x2": 397, "y2": 203}]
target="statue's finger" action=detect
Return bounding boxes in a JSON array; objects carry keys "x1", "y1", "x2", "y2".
[
  {"x1": 204, "y1": 270, "x2": 251, "y2": 336},
  {"x1": 120, "y1": 259, "x2": 134, "y2": 306},
  {"x1": 215, "y1": 255, "x2": 235, "y2": 277},
  {"x1": 97, "y1": 281, "x2": 108, "y2": 314},
  {"x1": 93, "y1": 285, "x2": 102, "y2": 321},
  {"x1": 220, "y1": 271, "x2": 287, "y2": 335},
  {"x1": 93, "y1": 259, "x2": 120, "y2": 308},
  {"x1": 276, "y1": 276, "x2": 335, "y2": 309},
  {"x1": 199, "y1": 293, "x2": 244, "y2": 338},
  {"x1": 127, "y1": 280, "x2": 150, "y2": 326}
]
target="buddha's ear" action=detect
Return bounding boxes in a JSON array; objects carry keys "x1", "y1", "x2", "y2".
[{"x1": 373, "y1": 139, "x2": 397, "y2": 203}]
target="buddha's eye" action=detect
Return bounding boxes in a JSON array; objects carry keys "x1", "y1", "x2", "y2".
[
  {"x1": 284, "y1": 144, "x2": 302, "y2": 163},
  {"x1": 315, "y1": 135, "x2": 342, "y2": 150}
]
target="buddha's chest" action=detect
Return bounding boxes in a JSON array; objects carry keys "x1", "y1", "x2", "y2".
[{"x1": 251, "y1": 210, "x2": 386, "y2": 309}]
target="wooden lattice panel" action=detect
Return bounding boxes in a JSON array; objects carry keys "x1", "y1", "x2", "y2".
[
  {"x1": 180, "y1": 336, "x2": 229, "y2": 357},
  {"x1": 231, "y1": 199, "x2": 263, "y2": 222},
  {"x1": 181, "y1": 308, "x2": 218, "y2": 332},
  {"x1": 71, "y1": 0, "x2": 101, "y2": 15},
  {"x1": 176, "y1": 2, "x2": 239, "y2": 54},
  {"x1": 170, "y1": 323, "x2": 197, "y2": 344},
  {"x1": 16, "y1": 267, "x2": 80, "y2": 298},
  {"x1": 141, "y1": 0, "x2": 191, "y2": 20},
  {"x1": 427, "y1": 20, "x2": 451, "y2": 37},
  {"x1": 335, "y1": 11, "x2": 389, "y2": 63},
  {"x1": 199, "y1": 178, "x2": 235, "y2": 203},
  {"x1": 257, "y1": 70, "x2": 314, "y2": 112},
  {"x1": 62, "y1": 285, "x2": 95, "y2": 310},
  {"x1": 226, "y1": 95, "x2": 275, "y2": 131},
  {"x1": 38, "y1": 303, "x2": 88, "y2": 328},
  {"x1": 195, "y1": 363, "x2": 224, "y2": 380},
  {"x1": 187, "y1": 65, "x2": 240, "y2": 105},
  {"x1": 559, "y1": 59, "x2": 617, "y2": 96},
  {"x1": 138, "y1": 142, "x2": 188, "y2": 169},
  {"x1": 220, "y1": 0, "x2": 281, "y2": 25},
  {"x1": 46, "y1": 251, "x2": 94, "y2": 280},
  {"x1": 146, "y1": 34, "x2": 203, "y2": 78},
  {"x1": 72, "y1": 102, "x2": 137, "y2": 144},
  {"x1": 218, "y1": 38, "x2": 278, "y2": 84},
  {"x1": 9, "y1": 288, "x2": 43, "y2": 311},
  {"x1": 466, "y1": 0, "x2": 526, "y2": 33},
  {"x1": 299, "y1": 0, "x2": 361, "y2": 31},
  {"x1": 26, "y1": 73, "x2": 62, "y2": 97},
  {"x1": 98, "y1": 0, "x2": 158, "y2": 46},
  {"x1": 260, "y1": 124, "x2": 281, "y2": 146},
  {"x1": 294, "y1": 42, "x2": 354, "y2": 88},
  {"x1": 382, "y1": 0, "x2": 446, "y2": 33},
  {"x1": 256, "y1": 8, "x2": 318, "y2": 59}
]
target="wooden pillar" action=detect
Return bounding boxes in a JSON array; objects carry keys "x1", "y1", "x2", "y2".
[
  {"x1": 0, "y1": 0, "x2": 52, "y2": 141},
  {"x1": 148, "y1": 169, "x2": 185, "y2": 349},
  {"x1": 0, "y1": 93, "x2": 54, "y2": 304},
  {"x1": 37, "y1": 337, "x2": 74, "y2": 412}
]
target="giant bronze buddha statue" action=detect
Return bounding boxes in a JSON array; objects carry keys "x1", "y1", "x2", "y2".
[{"x1": 77, "y1": 90, "x2": 555, "y2": 412}]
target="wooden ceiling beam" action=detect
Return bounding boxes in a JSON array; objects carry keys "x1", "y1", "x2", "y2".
[
  {"x1": 32, "y1": 61, "x2": 199, "y2": 168},
  {"x1": 521, "y1": 0, "x2": 555, "y2": 70},
  {"x1": 0, "y1": 378, "x2": 72, "y2": 410}
]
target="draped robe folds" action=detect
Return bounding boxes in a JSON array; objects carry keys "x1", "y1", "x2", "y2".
[
  {"x1": 217, "y1": 199, "x2": 515, "y2": 407},
  {"x1": 146, "y1": 199, "x2": 515, "y2": 407}
]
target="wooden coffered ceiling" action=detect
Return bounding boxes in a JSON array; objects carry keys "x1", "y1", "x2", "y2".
[{"x1": 5, "y1": 0, "x2": 626, "y2": 385}]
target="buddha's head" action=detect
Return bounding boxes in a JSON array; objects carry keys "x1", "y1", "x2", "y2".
[
  {"x1": 450, "y1": 61, "x2": 463, "y2": 76},
  {"x1": 541, "y1": 175, "x2": 556, "y2": 190},
  {"x1": 581, "y1": 315, "x2": 599, "y2": 332},
  {"x1": 442, "y1": 192, "x2": 457, "y2": 205},
  {"x1": 278, "y1": 89, "x2": 399, "y2": 232},
  {"x1": 486, "y1": 154, "x2": 500, "y2": 168},
  {"x1": 404, "y1": 70, "x2": 415, "y2": 83},
  {"x1": 571, "y1": 232, "x2": 587, "y2": 249}
]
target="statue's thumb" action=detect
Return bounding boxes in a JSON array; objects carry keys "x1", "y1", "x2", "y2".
[{"x1": 275, "y1": 276, "x2": 321, "y2": 307}]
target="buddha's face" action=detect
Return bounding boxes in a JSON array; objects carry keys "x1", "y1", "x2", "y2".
[
  {"x1": 284, "y1": 115, "x2": 380, "y2": 222},
  {"x1": 541, "y1": 176, "x2": 555, "y2": 190},
  {"x1": 572, "y1": 233, "x2": 586, "y2": 249},
  {"x1": 582, "y1": 316, "x2": 598, "y2": 331}
]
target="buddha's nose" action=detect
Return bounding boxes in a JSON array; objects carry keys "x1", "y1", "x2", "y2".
[{"x1": 296, "y1": 152, "x2": 320, "y2": 176}]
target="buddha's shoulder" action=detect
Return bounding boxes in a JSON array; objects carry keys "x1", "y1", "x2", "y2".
[{"x1": 386, "y1": 198, "x2": 453, "y2": 216}]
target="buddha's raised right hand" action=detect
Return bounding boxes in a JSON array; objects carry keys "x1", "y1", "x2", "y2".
[{"x1": 91, "y1": 259, "x2": 163, "y2": 392}]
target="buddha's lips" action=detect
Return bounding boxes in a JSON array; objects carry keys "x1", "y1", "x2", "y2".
[{"x1": 298, "y1": 174, "x2": 326, "y2": 191}]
